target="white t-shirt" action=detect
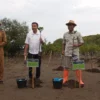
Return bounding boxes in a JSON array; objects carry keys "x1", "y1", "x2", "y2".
[{"x1": 25, "y1": 31, "x2": 45, "y2": 54}]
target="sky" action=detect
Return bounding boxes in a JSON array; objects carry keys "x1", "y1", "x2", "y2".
[{"x1": 0, "y1": 0, "x2": 100, "y2": 43}]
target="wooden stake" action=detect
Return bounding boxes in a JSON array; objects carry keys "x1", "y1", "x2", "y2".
[
  {"x1": 91, "y1": 53, "x2": 93, "y2": 72},
  {"x1": 32, "y1": 68, "x2": 34, "y2": 89},
  {"x1": 24, "y1": 56, "x2": 26, "y2": 60},
  {"x1": 47, "y1": 51, "x2": 52, "y2": 67}
]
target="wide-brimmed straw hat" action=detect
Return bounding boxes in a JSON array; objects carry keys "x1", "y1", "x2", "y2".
[{"x1": 66, "y1": 20, "x2": 77, "y2": 26}]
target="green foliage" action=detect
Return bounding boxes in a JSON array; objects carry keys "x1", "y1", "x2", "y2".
[
  {"x1": 42, "y1": 38, "x2": 63, "y2": 54},
  {"x1": 0, "y1": 18, "x2": 28, "y2": 57},
  {"x1": 80, "y1": 34, "x2": 100, "y2": 55},
  {"x1": 38, "y1": 27, "x2": 44, "y2": 33},
  {"x1": 1, "y1": 17, "x2": 100, "y2": 59},
  {"x1": 52, "y1": 38, "x2": 63, "y2": 53},
  {"x1": 80, "y1": 43, "x2": 100, "y2": 55},
  {"x1": 42, "y1": 34, "x2": 100, "y2": 56}
]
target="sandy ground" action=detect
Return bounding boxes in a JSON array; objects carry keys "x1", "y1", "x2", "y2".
[{"x1": 0, "y1": 56, "x2": 100, "y2": 100}]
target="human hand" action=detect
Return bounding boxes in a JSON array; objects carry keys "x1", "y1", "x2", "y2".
[
  {"x1": 24, "y1": 52, "x2": 27, "y2": 57},
  {"x1": 40, "y1": 38, "x2": 44, "y2": 43},
  {"x1": 73, "y1": 44, "x2": 79, "y2": 47},
  {"x1": 62, "y1": 50, "x2": 65, "y2": 55}
]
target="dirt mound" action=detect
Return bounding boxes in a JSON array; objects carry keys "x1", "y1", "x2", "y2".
[
  {"x1": 85, "y1": 68, "x2": 100, "y2": 73},
  {"x1": 52, "y1": 66, "x2": 64, "y2": 71}
]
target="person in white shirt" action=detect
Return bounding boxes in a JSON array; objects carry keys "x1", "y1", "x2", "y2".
[{"x1": 24, "y1": 22, "x2": 44, "y2": 84}]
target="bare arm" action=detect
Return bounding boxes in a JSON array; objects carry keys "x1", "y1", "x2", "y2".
[
  {"x1": 24, "y1": 44, "x2": 29, "y2": 56},
  {"x1": 62, "y1": 34, "x2": 66, "y2": 55},
  {"x1": 40, "y1": 35, "x2": 45, "y2": 44},
  {"x1": 62, "y1": 43, "x2": 65, "y2": 55},
  {"x1": 40, "y1": 38, "x2": 45, "y2": 44},
  {"x1": 62, "y1": 43, "x2": 65, "y2": 51},
  {"x1": 73, "y1": 43, "x2": 84, "y2": 47}
]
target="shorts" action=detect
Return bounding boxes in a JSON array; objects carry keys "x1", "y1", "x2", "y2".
[
  {"x1": 63, "y1": 56, "x2": 72, "y2": 69},
  {"x1": 63, "y1": 55, "x2": 79, "y2": 69}
]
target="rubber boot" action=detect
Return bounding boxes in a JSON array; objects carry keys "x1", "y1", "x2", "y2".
[
  {"x1": 63, "y1": 69, "x2": 69, "y2": 84},
  {"x1": 75, "y1": 70, "x2": 84, "y2": 87}
]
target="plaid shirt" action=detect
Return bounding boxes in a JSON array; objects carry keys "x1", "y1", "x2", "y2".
[{"x1": 63, "y1": 31, "x2": 84, "y2": 56}]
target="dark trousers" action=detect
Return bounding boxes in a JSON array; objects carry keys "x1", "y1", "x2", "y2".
[{"x1": 28, "y1": 53, "x2": 41, "y2": 79}]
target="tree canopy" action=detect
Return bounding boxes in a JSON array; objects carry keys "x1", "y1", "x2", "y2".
[
  {"x1": 1, "y1": 18, "x2": 100, "y2": 57},
  {"x1": 0, "y1": 18, "x2": 28, "y2": 57}
]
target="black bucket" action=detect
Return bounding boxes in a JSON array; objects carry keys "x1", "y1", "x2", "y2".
[
  {"x1": 16, "y1": 78, "x2": 27, "y2": 88},
  {"x1": 53, "y1": 78, "x2": 63, "y2": 89}
]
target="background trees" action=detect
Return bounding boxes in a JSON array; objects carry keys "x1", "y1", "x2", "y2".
[
  {"x1": 0, "y1": 18, "x2": 28, "y2": 57},
  {"x1": 1, "y1": 18, "x2": 100, "y2": 59}
]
